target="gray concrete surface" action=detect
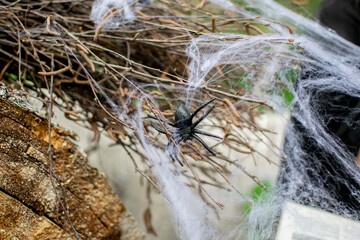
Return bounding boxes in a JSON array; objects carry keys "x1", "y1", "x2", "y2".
[{"x1": 276, "y1": 201, "x2": 360, "y2": 240}]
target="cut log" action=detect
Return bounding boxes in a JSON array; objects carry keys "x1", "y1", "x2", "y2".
[{"x1": 0, "y1": 97, "x2": 146, "y2": 240}]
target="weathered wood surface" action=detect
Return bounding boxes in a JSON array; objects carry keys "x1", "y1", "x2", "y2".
[{"x1": 0, "y1": 97, "x2": 146, "y2": 239}]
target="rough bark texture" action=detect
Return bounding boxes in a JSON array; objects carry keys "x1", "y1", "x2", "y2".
[{"x1": 0, "y1": 97, "x2": 146, "y2": 240}]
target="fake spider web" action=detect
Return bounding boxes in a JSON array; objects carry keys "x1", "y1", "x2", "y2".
[{"x1": 87, "y1": 0, "x2": 360, "y2": 239}]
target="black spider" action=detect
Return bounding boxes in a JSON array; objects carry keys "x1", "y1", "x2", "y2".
[{"x1": 149, "y1": 98, "x2": 222, "y2": 166}]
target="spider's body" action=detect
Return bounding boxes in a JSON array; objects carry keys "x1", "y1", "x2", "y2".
[{"x1": 150, "y1": 98, "x2": 222, "y2": 166}]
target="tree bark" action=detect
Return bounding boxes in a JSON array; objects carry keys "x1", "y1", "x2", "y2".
[{"x1": 0, "y1": 97, "x2": 146, "y2": 240}]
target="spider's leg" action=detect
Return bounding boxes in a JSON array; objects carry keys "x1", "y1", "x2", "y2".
[
  {"x1": 167, "y1": 143, "x2": 177, "y2": 163},
  {"x1": 189, "y1": 98, "x2": 216, "y2": 122},
  {"x1": 194, "y1": 129, "x2": 222, "y2": 140},
  {"x1": 172, "y1": 150, "x2": 183, "y2": 167},
  {"x1": 193, "y1": 134, "x2": 216, "y2": 156},
  {"x1": 150, "y1": 122, "x2": 167, "y2": 134},
  {"x1": 191, "y1": 104, "x2": 215, "y2": 128},
  {"x1": 148, "y1": 114, "x2": 175, "y2": 126},
  {"x1": 166, "y1": 137, "x2": 184, "y2": 166}
]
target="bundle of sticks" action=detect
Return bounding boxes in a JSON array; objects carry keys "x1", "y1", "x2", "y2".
[{"x1": 0, "y1": 0, "x2": 283, "y2": 209}]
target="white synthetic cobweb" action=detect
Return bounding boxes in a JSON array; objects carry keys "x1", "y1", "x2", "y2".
[
  {"x1": 90, "y1": 0, "x2": 153, "y2": 29},
  {"x1": 86, "y1": 0, "x2": 360, "y2": 239},
  {"x1": 185, "y1": 34, "x2": 297, "y2": 111},
  {"x1": 217, "y1": 0, "x2": 360, "y2": 238}
]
